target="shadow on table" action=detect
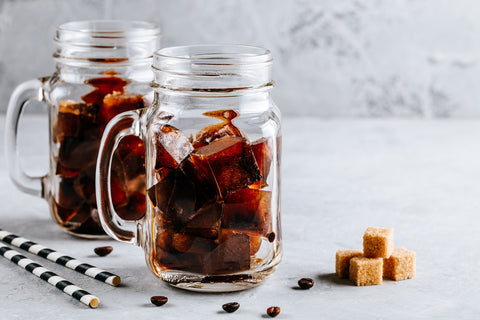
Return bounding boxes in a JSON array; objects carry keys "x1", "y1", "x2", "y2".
[{"x1": 317, "y1": 272, "x2": 353, "y2": 286}]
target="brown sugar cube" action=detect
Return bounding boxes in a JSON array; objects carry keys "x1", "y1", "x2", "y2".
[
  {"x1": 349, "y1": 257, "x2": 383, "y2": 286},
  {"x1": 383, "y1": 247, "x2": 416, "y2": 281},
  {"x1": 335, "y1": 249, "x2": 363, "y2": 278},
  {"x1": 363, "y1": 227, "x2": 394, "y2": 258}
]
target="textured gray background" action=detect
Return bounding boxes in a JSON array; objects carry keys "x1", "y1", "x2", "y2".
[{"x1": 1, "y1": 0, "x2": 480, "y2": 117}]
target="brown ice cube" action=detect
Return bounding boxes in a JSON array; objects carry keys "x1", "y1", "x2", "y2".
[
  {"x1": 177, "y1": 156, "x2": 218, "y2": 206},
  {"x1": 82, "y1": 76, "x2": 128, "y2": 105},
  {"x1": 190, "y1": 136, "x2": 261, "y2": 198},
  {"x1": 249, "y1": 138, "x2": 273, "y2": 189},
  {"x1": 222, "y1": 188, "x2": 272, "y2": 235},
  {"x1": 65, "y1": 203, "x2": 92, "y2": 226},
  {"x1": 111, "y1": 135, "x2": 146, "y2": 213},
  {"x1": 153, "y1": 124, "x2": 193, "y2": 170},
  {"x1": 52, "y1": 201, "x2": 91, "y2": 227},
  {"x1": 155, "y1": 228, "x2": 174, "y2": 252},
  {"x1": 154, "y1": 167, "x2": 172, "y2": 182},
  {"x1": 116, "y1": 145, "x2": 145, "y2": 182},
  {"x1": 54, "y1": 100, "x2": 99, "y2": 143},
  {"x1": 171, "y1": 233, "x2": 217, "y2": 254},
  {"x1": 116, "y1": 191, "x2": 146, "y2": 221},
  {"x1": 115, "y1": 135, "x2": 145, "y2": 159},
  {"x1": 100, "y1": 92, "x2": 145, "y2": 126},
  {"x1": 193, "y1": 122, "x2": 245, "y2": 149},
  {"x1": 56, "y1": 137, "x2": 99, "y2": 175},
  {"x1": 73, "y1": 164, "x2": 96, "y2": 205},
  {"x1": 148, "y1": 154, "x2": 220, "y2": 226},
  {"x1": 57, "y1": 177, "x2": 83, "y2": 210},
  {"x1": 192, "y1": 109, "x2": 245, "y2": 149},
  {"x1": 203, "y1": 230, "x2": 250, "y2": 274},
  {"x1": 110, "y1": 160, "x2": 129, "y2": 209},
  {"x1": 156, "y1": 250, "x2": 205, "y2": 273},
  {"x1": 55, "y1": 177, "x2": 90, "y2": 225},
  {"x1": 52, "y1": 201, "x2": 80, "y2": 225},
  {"x1": 181, "y1": 202, "x2": 222, "y2": 239},
  {"x1": 70, "y1": 214, "x2": 105, "y2": 236},
  {"x1": 148, "y1": 169, "x2": 198, "y2": 227},
  {"x1": 155, "y1": 230, "x2": 206, "y2": 272}
]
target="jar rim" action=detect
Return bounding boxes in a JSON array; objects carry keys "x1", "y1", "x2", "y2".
[
  {"x1": 152, "y1": 45, "x2": 273, "y2": 93},
  {"x1": 153, "y1": 44, "x2": 272, "y2": 67},
  {"x1": 54, "y1": 20, "x2": 161, "y2": 67},
  {"x1": 56, "y1": 20, "x2": 161, "y2": 38}
]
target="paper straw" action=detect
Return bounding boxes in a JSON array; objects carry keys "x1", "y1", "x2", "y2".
[
  {"x1": 0, "y1": 229, "x2": 120, "y2": 286},
  {"x1": 0, "y1": 244, "x2": 99, "y2": 308}
]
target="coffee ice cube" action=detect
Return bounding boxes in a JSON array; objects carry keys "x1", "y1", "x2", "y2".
[
  {"x1": 70, "y1": 215, "x2": 105, "y2": 236},
  {"x1": 115, "y1": 143, "x2": 145, "y2": 181},
  {"x1": 193, "y1": 122, "x2": 245, "y2": 149},
  {"x1": 148, "y1": 168, "x2": 198, "y2": 228},
  {"x1": 73, "y1": 164, "x2": 96, "y2": 205},
  {"x1": 182, "y1": 202, "x2": 222, "y2": 239},
  {"x1": 57, "y1": 177, "x2": 83, "y2": 210},
  {"x1": 54, "y1": 177, "x2": 84, "y2": 224},
  {"x1": 190, "y1": 136, "x2": 261, "y2": 198},
  {"x1": 222, "y1": 188, "x2": 272, "y2": 235},
  {"x1": 56, "y1": 137, "x2": 99, "y2": 174},
  {"x1": 157, "y1": 250, "x2": 205, "y2": 273},
  {"x1": 52, "y1": 201, "x2": 91, "y2": 227},
  {"x1": 82, "y1": 76, "x2": 128, "y2": 105},
  {"x1": 101, "y1": 92, "x2": 145, "y2": 125},
  {"x1": 116, "y1": 191, "x2": 146, "y2": 221},
  {"x1": 203, "y1": 230, "x2": 250, "y2": 274},
  {"x1": 171, "y1": 233, "x2": 217, "y2": 254},
  {"x1": 115, "y1": 135, "x2": 145, "y2": 159},
  {"x1": 192, "y1": 109, "x2": 245, "y2": 149},
  {"x1": 250, "y1": 137, "x2": 273, "y2": 189},
  {"x1": 153, "y1": 124, "x2": 193, "y2": 171},
  {"x1": 110, "y1": 172, "x2": 129, "y2": 208},
  {"x1": 54, "y1": 100, "x2": 99, "y2": 142}
]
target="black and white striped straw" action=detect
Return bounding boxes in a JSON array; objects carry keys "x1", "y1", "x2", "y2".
[
  {"x1": 0, "y1": 229, "x2": 120, "y2": 286},
  {"x1": 0, "y1": 243, "x2": 99, "y2": 308}
]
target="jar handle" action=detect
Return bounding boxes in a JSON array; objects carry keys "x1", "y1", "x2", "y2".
[
  {"x1": 96, "y1": 109, "x2": 145, "y2": 244},
  {"x1": 5, "y1": 78, "x2": 48, "y2": 198}
]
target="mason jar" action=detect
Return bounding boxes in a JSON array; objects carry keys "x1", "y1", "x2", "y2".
[
  {"x1": 97, "y1": 45, "x2": 282, "y2": 291},
  {"x1": 5, "y1": 20, "x2": 161, "y2": 237}
]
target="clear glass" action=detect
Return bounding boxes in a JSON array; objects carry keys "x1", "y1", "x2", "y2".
[
  {"x1": 97, "y1": 45, "x2": 282, "y2": 292},
  {"x1": 5, "y1": 20, "x2": 161, "y2": 238}
]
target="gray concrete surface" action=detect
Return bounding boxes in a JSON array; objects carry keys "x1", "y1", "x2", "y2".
[
  {"x1": 1, "y1": 115, "x2": 479, "y2": 319},
  {"x1": 1, "y1": 0, "x2": 480, "y2": 117}
]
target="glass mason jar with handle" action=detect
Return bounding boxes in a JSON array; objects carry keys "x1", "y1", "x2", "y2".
[
  {"x1": 97, "y1": 45, "x2": 282, "y2": 292},
  {"x1": 5, "y1": 20, "x2": 161, "y2": 238}
]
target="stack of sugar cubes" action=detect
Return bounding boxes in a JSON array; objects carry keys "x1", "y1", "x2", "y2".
[{"x1": 335, "y1": 227, "x2": 416, "y2": 286}]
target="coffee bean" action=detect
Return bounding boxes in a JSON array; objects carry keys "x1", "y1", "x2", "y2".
[
  {"x1": 267, "y1": 232, "x2": 275, "y2": 242},
  {"x1": 222, "y1": 302, "x2": 240, "y2": 313},
  {"x1": 94, "y1": 246, "x2": 113, "y2": 257},
  {"x1": 150, "y1": 296, "x2": 168, "y2": 306},
  {"x1": 267, "y1": 306, "x2": 280, "y2": 317},
  {"x1": 298, "y1": 278, "x2": 314, "y2": 289}
]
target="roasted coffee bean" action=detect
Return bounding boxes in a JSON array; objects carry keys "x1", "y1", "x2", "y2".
[
  {"x1": 222, "y1": 302, "x2": 240, "y2": 313},
  {"x1": 150, "y1": 296, "x2": 168, "y2": 306},
  {"x1": 298, "y1": 278, "x2": 314, "y2": 289},
  {"x1": 267, "y1": 232, "x2": 275, "y2": 242},
  {"x1": 94, "y1": 246, "x2": 113, "y2": 257},
  {"x1": 267, "y1": 306, "x2": 280, "y2": 317}
]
